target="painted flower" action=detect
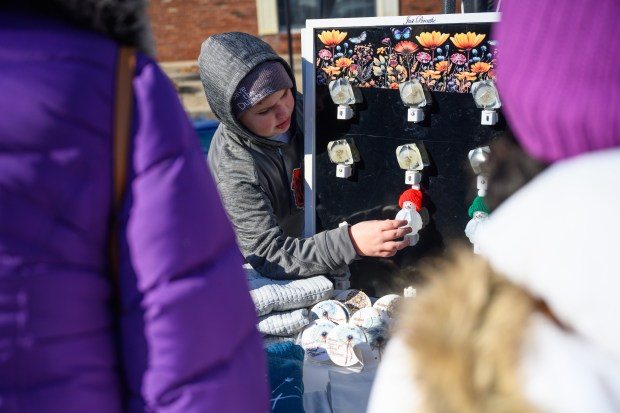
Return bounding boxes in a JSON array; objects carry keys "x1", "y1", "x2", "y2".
[
  {"x1": 470, "y1": 61, "x2": 491, "y2": 73},
  {"x1": 416, "y1": 31, "x2": 449, "y2": 48},
  {"x1": 382, "y1": 38, "x2": 391, "y2": 45},
  {"x1": 318, "y1": 49, "x2": 332, "y2": 60},
  {"x1": 373, "y1": 65, "x2": 385, "y2": 77},
  {"x1": 322, "y1": 66, "x2": 342, "y2": 76},
  {"x1": 335, "y1": 57, "x2": 353, "y2": 68},
  {"x1": 421, "y1": 70, "x2": 442, "y2": 80},
  {"x1": 389, "y1": 58, "x2": 398, "y2": 67},
  {"x1": 316, "y1": 71, "x2": 328, "y2": 85},
  {"x1": 435, "y1": 61, "x2": 449, "y2": 72},
  {"x1": 389, "y1": 82, "x2": 400, "y2": 89},
  {"x1": 350, "y1": 64, "x2": 358, "y2": 73},
  {"x1": 487, "y1": 68, "x2": 496, "y2": 79},
  {"x1": 450, "y1": 32, "x2": 486, "y2": 50},
  {"x1": 394, "y1": 41, "x2": 419, "y2": 55},
  {"x1": 318, "y1": 30, "x2": 347, "y2": 46},
  {"x1": 388, "y1": 65, "x2": 406, "y2": 78},
  {"x1": 449, "y1": 53, "x2": 467, "y2": 65},
  {"x1": 377, "y1": 47, "x2": 386, "y2": 54},
  {"x1": 372, "y1": 56, "x2": 387, "y2": 76},
  {"x1": 416, "y1": 52, "x2": 431, "y2": 63},
  {"x1": 454, "y1": 71, "x2": 478, "y2": 81}
]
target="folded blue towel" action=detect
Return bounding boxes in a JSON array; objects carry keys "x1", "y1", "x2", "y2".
[{"x1": 265, "y1": 341, "x2": 306, "y2": 413}]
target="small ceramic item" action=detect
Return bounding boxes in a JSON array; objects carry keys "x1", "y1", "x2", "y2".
[
  {"x1": 334, "y1": 289, "x2": 371, "y2": 315},
  {"x1": 373, "y1": 294, "x2": 402, "y2": 323},
  {"x1": 326, "y1": 324, "x2": 367, "y2": 367},
  {"x1": 349, "y1": 307, "x2": 385, "y2": 330},
  {"x1": 396, "y1": 188, "x2": 424, "y2": 246},
  {"x1": 465, "y1": 195, "x2": 491, "y2": 254},
  {"x1": 309, "y1": 299, "x2": 350, "y2": 325},
  {"x1": 300, "y1": 319, "x2": 337, "y2": 362},
  {"x1": 364, "y1": 325, "x2": 390, "y2": 361}
]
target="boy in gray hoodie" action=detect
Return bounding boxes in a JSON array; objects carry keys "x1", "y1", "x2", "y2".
[{"x1": 199, "y1": 32, "x2": 411, "y2": 280}]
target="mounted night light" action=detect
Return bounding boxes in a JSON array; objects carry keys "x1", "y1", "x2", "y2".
[
  {"x1": 329, "y1": 78, "x2": 357, "y2": 120},
  {"x1": 396, "y1": 143, "x2": 423, "y2": 188},
  {"x1": 471, "y1": 80, "x2": 501, "y2": 125},
  {"x1": 399, "y1": 79, "x2": 428, "y2": 123},
  {"x1": 327, "y1": 138, "x2": 360, "y2": 178},
  {"x1": 465, "y1": 146, "x2": 492, "y2": 252},
  {"x1": 468, "y1": 146, "x2": 491, "y2": 196}
]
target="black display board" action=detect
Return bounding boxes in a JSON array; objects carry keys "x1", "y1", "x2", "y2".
[{"x1": 309, "y1": 17, "x2": 506, "y2": 296}]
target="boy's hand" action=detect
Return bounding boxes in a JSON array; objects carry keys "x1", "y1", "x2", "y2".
[{"x1": 349, "y1": 220, "x2": 412, "y2": 257}]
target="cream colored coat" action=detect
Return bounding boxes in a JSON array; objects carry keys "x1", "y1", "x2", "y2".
[{"x1": 368, "y1": 149, "x2": 620, "y2": 413}]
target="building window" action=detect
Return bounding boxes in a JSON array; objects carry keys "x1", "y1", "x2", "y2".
[
  {"x1": 257, "y1": 0, "x2": 399, "y2": 35},
  {"x1": 278, "y1": 0, "x2": 375, "y2": 31}
]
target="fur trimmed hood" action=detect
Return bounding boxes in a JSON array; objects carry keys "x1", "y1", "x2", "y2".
[
  {"x1": 400, "y1": 248, "x2": 539, "y2": 413},
  {"x1": 1, "y1": 0, "x2": 155, "y2": 56},
  {"x1": 376, "y1": 149, "x2": 620, "y2": 413}
]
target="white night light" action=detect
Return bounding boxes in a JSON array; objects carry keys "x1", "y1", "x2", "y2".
[
  {"x1": 468, "y1": 146, "x2": 491, "y2": 175},
  {"x1": 329, "y1": 78, "x2": 356, "y2": 120},
  {"x1": 327, "y1": 139, "x2": 360, "y2": 178},
  {"x1": 471, "y1": 80, "x2": 501, "y2": 125},
  {"x1": 468, "y1": 146, "x2": 491, "y2": 196},
  {"x1": 396, "y1": 143, "x2": 423, "y2": 187},
  {"x1": 396, "y1": 144, "x2": 423, "y2": 171},
  {"x1": 399, "y1": 79, "x2": 428, "y2": 122}
]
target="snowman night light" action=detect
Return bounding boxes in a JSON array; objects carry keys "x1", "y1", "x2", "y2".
[
  {"x1": 396, "y1": 188, "x2": 423, "y2": 246},
  {"x1": 394, "y1": 143, "x2": 427, "y2": 246},
  {"x1": 465, "y1": 195, "x2": 490, "y2": 254},
  {"x1": 466, "y1": 146, "x2": 492, "y2": 253}
]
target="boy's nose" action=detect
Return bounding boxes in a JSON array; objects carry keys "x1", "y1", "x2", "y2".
[{"x1": 275, "y1": 105, "x2": 288, "y2": 120}]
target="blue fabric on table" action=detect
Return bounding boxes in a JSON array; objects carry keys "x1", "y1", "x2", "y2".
[{"x1": 265, "y1": 341, "x2": 306, "y2": 413}]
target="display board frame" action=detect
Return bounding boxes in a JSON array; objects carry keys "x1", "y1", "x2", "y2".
[{"x1": 301, "y1": 12, "x2": 503, "y2": 295}]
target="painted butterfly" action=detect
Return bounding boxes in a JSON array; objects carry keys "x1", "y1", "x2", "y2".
[
  {"x1": 391, "y1": 27, "x2": 411, "y2": 40},
  {"x1": 349, "y1": 31, "x2": 367, "y2": 44}
]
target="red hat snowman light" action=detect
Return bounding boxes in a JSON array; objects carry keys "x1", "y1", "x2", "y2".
[{"x1": 395, "y1": 143, "x2": 427, "y2": 246}]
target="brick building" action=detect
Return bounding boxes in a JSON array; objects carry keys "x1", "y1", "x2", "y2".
[{"x1": 149, "y1": 0, "x2": 463, "y2": 62}]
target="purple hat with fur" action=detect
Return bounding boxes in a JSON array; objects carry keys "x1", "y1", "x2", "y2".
[{"x1": 494, "y1": 0, "x2": 620, "y2": 163}]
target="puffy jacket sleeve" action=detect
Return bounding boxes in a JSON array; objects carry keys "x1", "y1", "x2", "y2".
[{"x1": 125, "y1": 55, "x2": 269, "y2": 412}]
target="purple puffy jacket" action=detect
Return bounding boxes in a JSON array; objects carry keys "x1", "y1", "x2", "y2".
[{"x1": 0, "y1": 11, "x2": 268, "y2": 413}]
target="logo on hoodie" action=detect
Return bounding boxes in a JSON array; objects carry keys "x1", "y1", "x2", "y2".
[{"x1": 291, "y1": 165, "x2": 304, "y2": 209}]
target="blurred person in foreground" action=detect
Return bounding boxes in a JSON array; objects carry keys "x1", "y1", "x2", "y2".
[
  {"x1": 367, "y1": 0, "x2": 620, "y2": 412},
  {"x1": 0, "y1": 1, "x2": 268, "y2": 412}
]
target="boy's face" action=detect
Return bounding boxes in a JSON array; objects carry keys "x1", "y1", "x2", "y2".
[{"x1": 238, "y1": 88, "x2": 294, "y2": 138}]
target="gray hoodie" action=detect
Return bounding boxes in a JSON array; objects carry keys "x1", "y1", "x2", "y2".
[{"x1": 199, "y1": 32, "x2": 358, "y2": 279}]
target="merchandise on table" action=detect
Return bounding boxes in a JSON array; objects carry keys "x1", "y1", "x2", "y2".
[
  {"x1": 301, "y1": 318, "x2": 338, "y2": 362},
  {"x1": 334, "y1": 289, "x2": 372, "y2": 314},
  {"x1": 309, "y1": 299, "x2": 350, "y2": 325},
  {"x1": 350, "y1": 307, "x2": 385, "y2": 330},
  {"x1": 299, "y1": 292, "x2": 406, "y2": 366},
  {"x1": 364, "y1": 324, "x2": 390, "y2": 361},
  {"x1": 373, "y1": 294, "x2": 403, "y2": 324},
  {"x1": 326, "y1": 324, "x2": 368, "y2": 367}
]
